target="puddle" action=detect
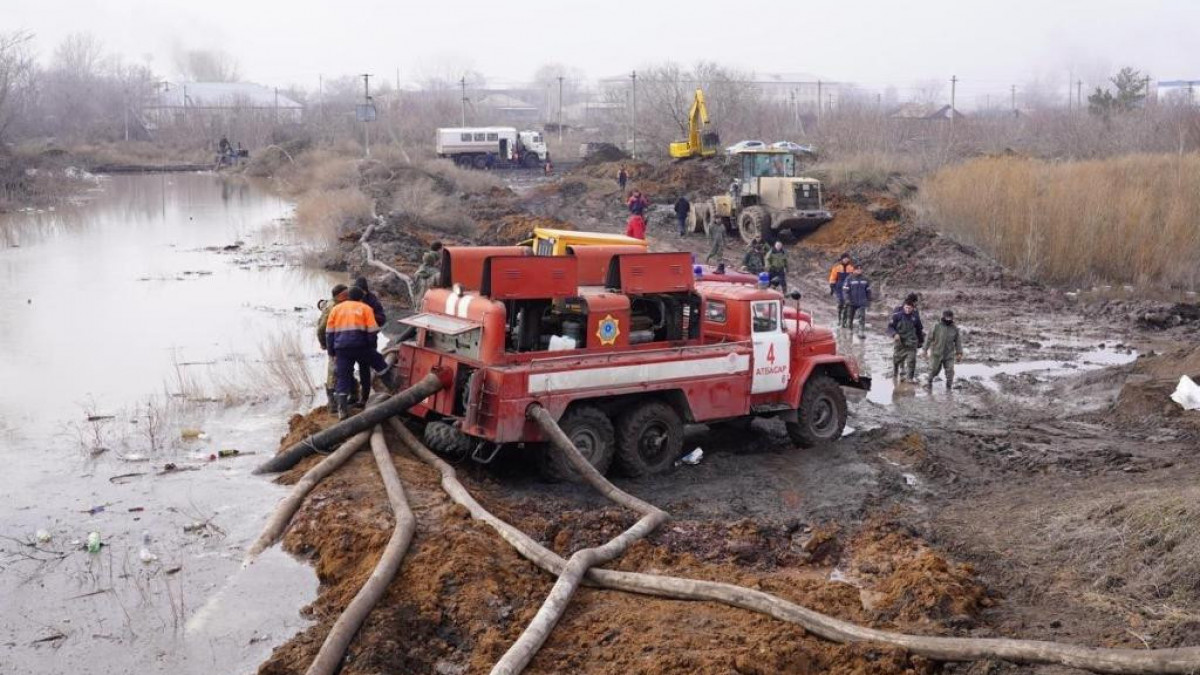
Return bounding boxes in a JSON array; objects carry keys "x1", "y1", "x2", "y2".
[
  {"x1": 855, "y1": 342, "x2": 1136, "y2": 406},
  {"x1": 0, "y1": 173, "x2": 336, "y2": 674}
]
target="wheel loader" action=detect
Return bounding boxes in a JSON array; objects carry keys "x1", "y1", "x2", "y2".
[{"x1": 688, "y1": 149, "x2": 833, "y2": 244}]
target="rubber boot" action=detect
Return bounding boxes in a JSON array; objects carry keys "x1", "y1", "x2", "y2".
[
  {"x1": 325, "y1": 387, "x2": 336, "y2": 411},
  {"x1": 946, "y1": 376, "x2": 954, "y2": 392},
  {"x1": 335, "y1": 394, "x2": 351, "y2": 421}
]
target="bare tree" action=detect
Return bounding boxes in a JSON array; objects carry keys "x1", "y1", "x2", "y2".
[{"x1": 0, "y1": 31, "x2": 36, "y2": 141}]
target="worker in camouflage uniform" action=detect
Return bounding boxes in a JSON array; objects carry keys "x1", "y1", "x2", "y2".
[
  {"x1": 413, "y1": 241, "x2": 444, "y2": 307},
  {"x1": 705, "y1": 216, "x2": 726, "y2": 264},
  {"x1": 741, "y1": 237, "x2": 766, "y2": 275},
  {"x1": 924, "y1": 309, "x2": 963, "y2": 391},
  {"x1": 765, "y1": 241, "x2": 788, "y2": 293},
  {"x1": 317, "y1": 283, "x2": 350, "y2": 410},
  {"x1": 887, "y1": 297, "x2": 925, "y2": 382}
]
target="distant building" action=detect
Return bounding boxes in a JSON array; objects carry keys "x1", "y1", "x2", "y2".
[
  {"x1": 1157, "y1": 80, "x2": 1199, "y2": 105},
  {"x1": 476, "y1": 92, "x2": 540, "y2": 124},
  {"x1": 888, "y1": 103, "x2": 966, "y2": 121},
  {"x1": 143, "y1": 82, "x2": 303, "y2": 131}
]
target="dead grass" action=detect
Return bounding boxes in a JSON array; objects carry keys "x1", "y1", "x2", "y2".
[
  {"x1": 293, "y1": 187, "x2": 374, "y2": 241},
  {"x1": 920, "y1": 154, "x2": 1200, "y2": 289},
  {"x1": 254, "y1": 331, "x2": 318, "y2": 398},
  {"x1": 812, "y1": 152, "x2": 927, "y2": 192},
  {"x1": 1047, "y1": 485, "x2": 1200, "y2": 613}
]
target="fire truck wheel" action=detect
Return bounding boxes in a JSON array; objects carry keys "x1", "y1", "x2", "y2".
[
  {"x1": 616, "y1": 401, "x2": 684, "y2": 477},
  {"x1": 424, "y1": 421, "x2": 472, "y2": 460},
  {"x1": 787, "y1": 375, "x2": 847, "y2": 448},
  {"x1": 539, "y1": 405, "x2": 615, "y2": 482}
]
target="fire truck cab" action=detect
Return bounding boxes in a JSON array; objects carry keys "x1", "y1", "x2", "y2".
[{"x1": 391, "y1": 245, "x2": 869, "y2": 480}]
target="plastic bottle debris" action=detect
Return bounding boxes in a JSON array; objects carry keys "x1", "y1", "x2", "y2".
[
  {"x1": 142, "y1": 531, "x2": 152, "y2": 545},
  {"x1": 35, "y1": 529, "x2": 51, "y2": 543},
  {"x1": 180, "y1": 428, "x2": 206, "y2": 440},
  {"x1": 138, "y1": 548, "x2": 159, "y2": 564},
  {"x1": 678, "y1": 447, "x2": 704, "y2": 465},
  {"x1": 86, "y1": 532, "x2": 102, "y2": 553},
  {"x1": 1171, "y1": 375, "x2": 1200, "y2": 411},
  {"x1": 217, "y1": 449, "x2": 240, "y2": 458}
]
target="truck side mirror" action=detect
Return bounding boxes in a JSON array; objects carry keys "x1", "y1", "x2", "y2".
[{"x1": 789, "y1": 291, "x2": 802, "y2": 301}]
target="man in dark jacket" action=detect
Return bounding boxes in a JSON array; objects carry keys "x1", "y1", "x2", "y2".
[
  {"x1": 627, "y1": 190, "x2": 649, "y2": 216},
  {"x1": 828, "y1": 253, "x2": 856, "y2": 328},
  {"x1": 673, "y1": 196, "x2": 691, "y2": 236},
  {"x1": 353, "y1": 276, "x2": 387, "y2": 405},
  {"x1": 887, "y1": 298, "x2": 925, "y2": 382},
  {"x1": 842, "y1": 267, "x2": 871, "y2": 338},
  {"x1": 924, "y1": 309, "x2": 963, "y2": 391},
  {"x1": 741, "y1": 237, "x2": 766, "y2": 275},
  {"x1": 326, "y1": 286, "x2": 394, "y2": 419}
]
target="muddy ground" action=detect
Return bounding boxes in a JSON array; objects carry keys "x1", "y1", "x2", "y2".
[{"x1": 257, "y1": 157, "x2": 1200, "y2": 674}]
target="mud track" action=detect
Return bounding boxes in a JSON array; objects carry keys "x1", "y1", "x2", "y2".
[{"x1": 261, "y1": 160, "x2": 1200, "y2": 674}]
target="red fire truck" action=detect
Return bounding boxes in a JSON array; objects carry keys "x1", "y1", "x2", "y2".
[{"x1": 391, "y1": 245, "x2": 870, "y2": 480}]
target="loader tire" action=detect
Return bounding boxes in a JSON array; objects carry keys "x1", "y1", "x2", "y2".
[
  {"x1": 616, "y1": 401, "x2": 684, "y2": 477},
  {"x1": 538, "y1": 405, "x2": 615, "y2": 482},
  {"x1": 786, "y1": 375, "x2": 847, "y2": 448},
  {"x1": 424, "y1": 421, "x2": 473, "y2": 460},
  {"x1": 738, "y1": 206, "x2": 770, "y2": 244}
]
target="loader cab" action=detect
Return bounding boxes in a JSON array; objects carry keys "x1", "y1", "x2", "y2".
[{"x1": 739, "y1": 151, "x2": 796, "y2": 191}]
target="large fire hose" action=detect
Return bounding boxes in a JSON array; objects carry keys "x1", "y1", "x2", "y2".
[{"x1": 253, "y1": 371, "x2": 444, "y2": 475}]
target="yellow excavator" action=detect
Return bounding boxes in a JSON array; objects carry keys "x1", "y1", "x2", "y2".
[{"x1": 668, "y1": 88, "x2": 721, "y2": 160}]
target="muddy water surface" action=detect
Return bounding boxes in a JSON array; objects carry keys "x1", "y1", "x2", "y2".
[{"x1": 0, "y1": 173, "x2": 336, "y2": 674}]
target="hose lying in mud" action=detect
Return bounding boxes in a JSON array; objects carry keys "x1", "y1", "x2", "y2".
[
  {"x1": 360, "y1": 215, "x2": 415, "y2": 304},
  {"x1": 489, "y1": 405, "x2": 669, "y2": 675},
  {"x1": 305, "y1": 426, "x2": 417, "y2": 675},
  {"x1": 385, "y1": 417, "x2": 1200, "y2": 675},
  {"x1": 253, "y1": 372, "x2": 443, "y2": 475},
  {"x1": 243, "y1": 429, "x2": 373, "y2": 565}
]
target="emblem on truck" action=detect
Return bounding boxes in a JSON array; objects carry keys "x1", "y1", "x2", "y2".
[{"x1": 596, "y1": 315, "x2": 620, "y2": 346}]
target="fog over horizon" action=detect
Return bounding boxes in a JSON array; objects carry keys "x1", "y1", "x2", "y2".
[{"x1": 7, "y1": 0, "x2": 1199, "y2": 102}]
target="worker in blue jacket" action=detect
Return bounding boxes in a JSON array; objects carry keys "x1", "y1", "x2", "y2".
[{"x1": 842, "y1": 266, "x2": 871, "y2": 339}]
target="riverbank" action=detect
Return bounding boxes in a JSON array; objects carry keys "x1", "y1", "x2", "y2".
[{"x1": 254, "y1": 155, "x2": 1200, "y2": 674}]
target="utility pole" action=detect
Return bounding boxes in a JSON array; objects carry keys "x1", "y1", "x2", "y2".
[
  {"x1": 1077, "y1": 80, "x2": 1083, "y2": 111},
  {"x1": 123, "y1": 87, "x2": 130, "y2": 141},
  {"x1": 361, "y1": 73, "x2": 372, "y2": 156},
  {"x1": 950, "y1": 75, "x2": 957, "y2": 127},
  {"x1": 631, "y1": 70, "x2": 637, "y2": 159},
  {"x1": 460, "y1": 77, "x2": 467, "y2": 127},
  {"x1": 1011, "y1": 84, "x2": 1017, "y2": 118},
  {"x1": 816, "y1": 80, "x2": 822, "y2": 124},
  {"x1": 274, "y1": 87, "x2": 279, "y2": 126},
  {"x1": 557, "y1": 75, "x2": 564, "y2": 144}
]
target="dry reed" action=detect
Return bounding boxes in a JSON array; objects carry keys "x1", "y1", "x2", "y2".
[{"x1": 921, "y1": 154, "x2": 1200, "y2": 289}]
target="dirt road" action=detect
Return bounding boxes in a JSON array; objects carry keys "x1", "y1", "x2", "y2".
[{"x1": 258, "y1": 159, "x2": 1200, "y2": 674}]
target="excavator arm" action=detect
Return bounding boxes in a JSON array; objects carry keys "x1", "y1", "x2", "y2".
[{"x1": 669, "y1": 88, "x2": 720, "y2": 159}]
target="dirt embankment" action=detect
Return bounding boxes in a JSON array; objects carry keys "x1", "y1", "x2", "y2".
[{"x1": 259, "y1": 414, "x2": 993, "y2": 675}]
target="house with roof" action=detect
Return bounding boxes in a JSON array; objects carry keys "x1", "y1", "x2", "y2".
[
  {"x1": 888, "y1": 102, "x2": 966, "y2": 121},
  {"x1": 142, "y1": 82, "x2": 304, "y2": 132}
]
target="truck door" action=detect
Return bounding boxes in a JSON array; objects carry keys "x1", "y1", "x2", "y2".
[
  {"x1": 499, "y1": 138, "x2": 509, "y2": 161},
  {"x1": 750, "y1": 300, "x2": 790, "y2": 394}
]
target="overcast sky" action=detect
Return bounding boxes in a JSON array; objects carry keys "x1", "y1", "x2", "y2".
[{"x1": 8, "y1": 0, "x2": 1198, "y2": 100}]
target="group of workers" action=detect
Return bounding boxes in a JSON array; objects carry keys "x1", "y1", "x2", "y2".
[
  {"x1": 828, "y1": 253, "x2": 963, "y2": 390},
  {"x1": 316, "y1": 276, "x2": 396, "y2": 419}
]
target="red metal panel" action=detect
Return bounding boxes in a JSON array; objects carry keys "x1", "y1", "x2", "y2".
[
  {"x1": 482, "y1": 255, "x2": 578, "y2": 299},
  {"x1": 567, "y1": 245, "x2": 647, "y2": 286},
  {"x1": 581, "y1": 293, "x2": 630, "y2": 349},
  {"x1": 442, "y1": 246, "x2": 529, "y2": 292},
  {"x1": 610, "y1": 252, "x2": 695, "y2": 293}
]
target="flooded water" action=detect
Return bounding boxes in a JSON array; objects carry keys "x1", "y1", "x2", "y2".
[{"x1": 0, "y1": 173, "x2": 336, "y2": 674}]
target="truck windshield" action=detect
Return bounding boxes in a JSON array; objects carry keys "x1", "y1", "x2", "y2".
[{"x1": 744, "y1": 153, "x2": 794, "y2": 180}]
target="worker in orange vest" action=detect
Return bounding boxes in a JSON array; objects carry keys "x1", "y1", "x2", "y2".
[
  {"x1": 326, "y1": 286, "x2": 395, "y2": 419},
  {"x1": 828, "y1": 252, "x2": 856, "y2": 328}
]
